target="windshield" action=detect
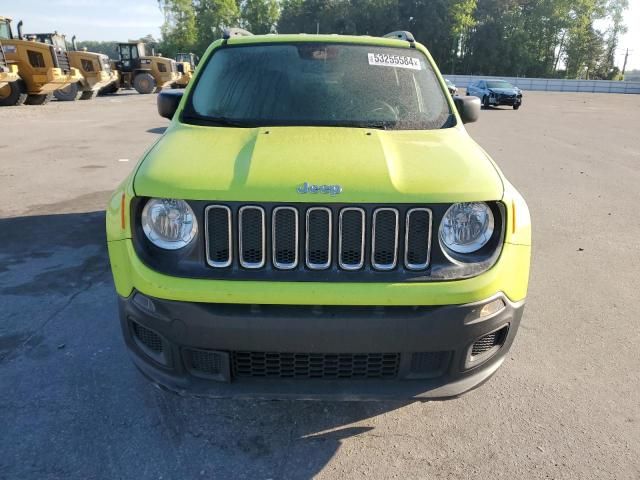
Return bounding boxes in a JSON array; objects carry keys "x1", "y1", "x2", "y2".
[
  {"x1": 486, "y1": 81, "x2": 514, "y2": 89},
  {"x1": 0, "y1": 22, "x2": 11, "y2": 40},
  {"x1": 186, "y1": 43, "x2": 453, "y2": 130}
]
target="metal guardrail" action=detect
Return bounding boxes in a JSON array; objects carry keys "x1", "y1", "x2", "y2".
[{"x1": 444, "y1": 75, "x2": 640, "y2": 94}]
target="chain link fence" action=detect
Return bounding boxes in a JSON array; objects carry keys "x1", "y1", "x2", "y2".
[{"x1": 444, "y1": 75, "x2": 640, "y2": 94}]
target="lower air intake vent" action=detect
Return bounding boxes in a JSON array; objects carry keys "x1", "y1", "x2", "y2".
[
  {"x1": 470, "y1": 326, "x2": 509, "y2": 359},
  {"x1": 232, "y1": 351, "x2": 400, "y2": 379},
  {"x1": 131, "y1": 322, "x2": 163, "y2": 353}
]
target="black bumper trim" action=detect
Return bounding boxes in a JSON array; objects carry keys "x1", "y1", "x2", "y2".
[{"x1": 118, "y1": 292, "x2": 524, "y2": 400}]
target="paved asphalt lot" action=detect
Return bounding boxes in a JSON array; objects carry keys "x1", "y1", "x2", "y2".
[{"x1": 1, "y1": 91, "x2": 639, "y2": 479}]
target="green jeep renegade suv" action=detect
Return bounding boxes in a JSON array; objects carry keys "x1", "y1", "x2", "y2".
[{"x1": 106, "y1": 29, "x2": 531, "y2": 400}]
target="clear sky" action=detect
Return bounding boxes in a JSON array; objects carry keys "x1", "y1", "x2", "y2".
[{"x1": 4, "y1": 0, "x2": 640, "y2": 70}]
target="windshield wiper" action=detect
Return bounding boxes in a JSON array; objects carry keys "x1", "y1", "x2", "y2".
[
  {"x1": 183, "y1": 115, "x2": 257, "y2": 128},
  {"x1": 354, "y1": 120, "x2": 397, "y2": 130}
]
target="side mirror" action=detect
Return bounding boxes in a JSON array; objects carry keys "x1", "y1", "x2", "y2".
[
  {"x1": 454, "y1": 96, "x2": 481, "y2": 124},
  {"x1": 157, "y1": 90, "x2": 183, "y2": 120}
]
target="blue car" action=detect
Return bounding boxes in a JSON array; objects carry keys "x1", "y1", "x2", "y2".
[{"x1": 466, "y1": 79, "x2": 522, "y2": 110}]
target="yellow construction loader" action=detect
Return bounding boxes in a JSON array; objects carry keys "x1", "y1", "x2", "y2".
[
  {"x1": 101, "y1": 42, "x2": 179, "y2": 95},
  {"x1": 26, "y1": 33, "x2": 118, "y2": 101},
  {"x1": 0, "y1": 38, "x2": 24, "y2": 105},
  {"x1": 173, "y1": 52, "x2": 198, "y2": 88},
  {"x1": 0, "y1": 17, "x2": 82, "y2": 105}
]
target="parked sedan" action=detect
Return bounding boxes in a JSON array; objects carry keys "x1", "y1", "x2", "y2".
[
  {"x1": 467, "y1": 79, "x2": 522, "y2": 110},
  {"x1": 444, "y1": 78, "x2": 458, "y2": 95}
]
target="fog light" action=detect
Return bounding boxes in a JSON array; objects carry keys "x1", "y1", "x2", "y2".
[
  {"x1": 133, "y1": 293, "x2": 156, "y2": 313},
  {"x1": 480, "y1": 298, "x2": 505, "y2": 317}
]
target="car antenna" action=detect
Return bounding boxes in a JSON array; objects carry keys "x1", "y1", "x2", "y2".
[{"x1": 383, "y1": 31, "x2": 416, "y2": 48}]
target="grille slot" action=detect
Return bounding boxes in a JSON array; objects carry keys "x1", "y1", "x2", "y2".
[
  {"x1": 131, "y1": 322, "x2": 163, "y2": 353},
  {"x1": 405, "y1": 208, "x2": 432, "y2": 270},
  {"x1": 372, "y1": 208, "x2": 399, "y2": 270},
  {"x1": 306, "y1": 207, "x2": 332, "y2": 270},
  {"x1": 272, "y1": 207, "x2": 299, "y2": 269},
  {"x1": 205, "y1": 206, "x2": 232, "y2": 267},
  {"x1": 339, "y1": 208, "x2": 365, "y2": 270},
  {"x1": 232, "y1": 351, "x2": 400, "y2": 379},
  {"x1": 239, "y1": 206, "x2": 266, "y2": 269}
]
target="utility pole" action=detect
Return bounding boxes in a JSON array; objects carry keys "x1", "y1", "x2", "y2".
[{"x1": 621, "y1": 48, "x2": 629, "y2": 75}]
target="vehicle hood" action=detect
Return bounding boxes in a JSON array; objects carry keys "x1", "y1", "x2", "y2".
[
  {"x1": 489, "y1": 88, "x2": 520, "y2": 95},
  {"x1": 134, "y1": 124, "x2": 504, "y2": 203}
]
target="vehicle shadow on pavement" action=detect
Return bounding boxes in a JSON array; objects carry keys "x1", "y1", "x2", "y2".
[{"x1": 0, "y1": 211, "x2": 414, "y2": 479}]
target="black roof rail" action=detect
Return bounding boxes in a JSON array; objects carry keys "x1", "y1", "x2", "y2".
[
  {"x1": 383, "y1": 31, "x2": 416, "y2": 47},
  {"x1": 222, "y1": 28, "x2": 253, "y2": 40}
]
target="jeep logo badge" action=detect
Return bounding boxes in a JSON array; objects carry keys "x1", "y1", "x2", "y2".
[{"x1": 297, "y1": 182, "x2": 342, "y2": 196}]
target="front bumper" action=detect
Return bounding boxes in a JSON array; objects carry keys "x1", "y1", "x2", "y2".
[
  {"x1": 119, "y1": 291, "x2": 524, "y2": 400},
  {"x1": 31, "y1": 67, "x2": 83, "y2": 93},
  {"x1": 489, "y1": 94, "x2": 522, "y2": 106}
]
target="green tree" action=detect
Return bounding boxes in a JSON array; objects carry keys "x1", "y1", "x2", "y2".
[
  {"x1": 159, "y1": 0, "x2": 198, "y2": 57},
  {"x1": 240, "y1": 0, "x2": 281, "y2": 34}
]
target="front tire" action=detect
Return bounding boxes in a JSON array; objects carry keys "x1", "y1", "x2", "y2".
[
  {"x1": 133, "y1": 73, "x2": 156, "y2": 94},
  {"x1": 80, "y1": 90, "x2": 96, "y2": 100},
  {"x1": 0, "y1": 80, "x2": 28, "y2": 106},
  {"x1": 513, "y1": 103, "x2": 521, "y2": 110},
  {"x1": 53, "y1": 82, "x2": 82, "y2": 101},
  {"x1": 25, "y1": 93, "x2": 53, "y2": 105},
  {"x1": 482, "y1": 95, "x2": 490, "y2": 109}
]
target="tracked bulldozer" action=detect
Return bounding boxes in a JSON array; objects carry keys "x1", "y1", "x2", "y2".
[{"x1": 0, "y1": 17, "x2": 82, "y2": 106}]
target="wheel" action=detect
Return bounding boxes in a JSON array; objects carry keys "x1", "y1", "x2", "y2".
[
  {"x1": 79, "y1": 90, "x2": 96, "y2": 100},
  {"x1": 513, "y1": 104, "x2": 520, "y2": 110},
  {"x1": 482, "y1": 95, "x2": 490, "y2": 108},
  {"x1": 25, "y1": 93, "x2": 53, "y2": 105},
  {"x1": 98, "y1": 82, "x2": 118, "y2": 96},
  {"x1": 0, "y1": 80, "x2": 28, "y2": 106},
  {"x1": 133, "y1": 73, "x2": 156, "y2": 94},
  {"x1": 53, "y1": 82, "x2": 81, "y2": 101}
]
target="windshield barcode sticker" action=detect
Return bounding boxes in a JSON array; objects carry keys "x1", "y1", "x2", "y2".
[{"x1": 368, "y1": 53, "x2": 421, "y2": 70}]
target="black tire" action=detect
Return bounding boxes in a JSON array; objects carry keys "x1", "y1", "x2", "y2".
[
  {"x1": 98, "y1": 82, "x2": 118, "y2": 96},
  {"x1": 53, "y1": 82, "x2": 81, "y2": 101},
  {"x1": 0, "y1": 80, "x2": 28, "y2": 106},
  {"x1": 133, "y1": 73, "x2": 156, "y2": 94},
  {"x1": 513, "y1": 103, "x2": 521, "y2": 110},
  {"x1": 25, "y1": 93, "x2": 53, "y2": 105},
  {"x1": 80, "y1": 90, "x2": 96, "y2": 100},
  {"x1": 482, "y1": 95, "x2": 490, "y2": 109}
]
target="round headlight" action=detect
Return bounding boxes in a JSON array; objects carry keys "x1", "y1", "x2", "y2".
[
  {"x1": 439, "y1": 202, "x2": 494, "y2": 254},
  {"x1": 141, "y1": 198, "x2": 197, "y2": 250}
]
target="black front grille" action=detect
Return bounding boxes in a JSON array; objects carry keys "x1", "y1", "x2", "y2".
[
  {"x1": 232, "y1": 351, "x2": 400, "y2": 379},
  {"x1": 204, "y1": 203, "x2": 433, "y2": 275},
  {"x1": 52, "y1": 47, "x2": 71, "y2": 73},
  {"x1": 132, "y1": 322, "x2": 163, "y2": 353}
]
